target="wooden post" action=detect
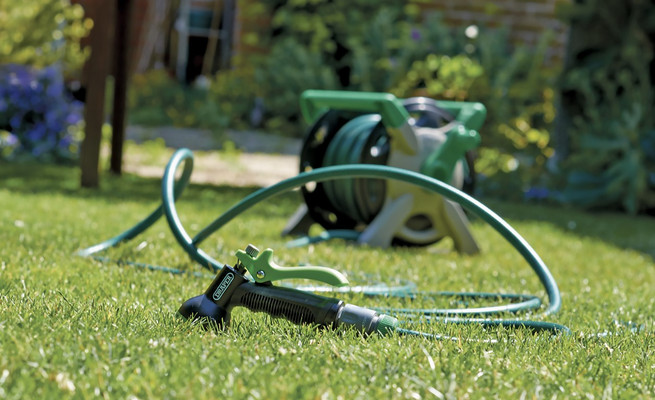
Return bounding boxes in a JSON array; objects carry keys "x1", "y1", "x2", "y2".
[
  {"x1": 110, "y1": 0, "x2": 135, "y2": 175},
  {"x1": 80, "y1": 0, "x2": 114, "y2": 187}
]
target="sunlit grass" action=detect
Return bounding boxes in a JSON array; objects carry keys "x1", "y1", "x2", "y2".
[{"x1": 1, "y1": 160, "x2": 654, "y2": 399}]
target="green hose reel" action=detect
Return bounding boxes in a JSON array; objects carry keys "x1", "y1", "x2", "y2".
[{"x1": 283, "y1": 90, "x2": 487, "y2": 253}]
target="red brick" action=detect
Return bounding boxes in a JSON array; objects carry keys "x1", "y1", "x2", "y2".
[{"x1": 415, "y1": 0, "x2": 570, "y2": 64}]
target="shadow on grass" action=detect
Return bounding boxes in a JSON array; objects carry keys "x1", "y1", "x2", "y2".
[
  {"x1": 0, "y1": 161, "x2": 299, "y2": 208},
  {"x1": 482, "y1": 199, "x2": 655, "y2": 260}
]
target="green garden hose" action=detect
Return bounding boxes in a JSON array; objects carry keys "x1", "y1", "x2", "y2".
[{"x1": 79, "y1": 148, "x2": 569, "y2": 337}]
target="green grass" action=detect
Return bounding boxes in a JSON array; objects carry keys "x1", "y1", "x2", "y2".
[{"x1": 1, "y1": 160, "x2": 654, "y2": 399}]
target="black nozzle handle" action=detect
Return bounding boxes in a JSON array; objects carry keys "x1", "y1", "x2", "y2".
[
  {"x1": 178, "y1": 263, "x2": 398, "y2": 335},
  {"x1": 230, "y1": 283, "x2": 343, "y2": 327},
  {"x1": 230, "y1": 283, "x2": 399, "y2": 334},
  {"x1": 177, "y1": 265, "x2": 249, "y2": 327}
]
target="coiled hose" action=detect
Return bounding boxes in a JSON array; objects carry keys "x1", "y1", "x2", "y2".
[{"x1": 79, "y1": 148, "x2": 570, "y2": 337}]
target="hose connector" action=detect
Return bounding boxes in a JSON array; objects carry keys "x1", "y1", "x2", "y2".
[{"x1": 337, "y1": 304, "x2": 399, "y2": 335}]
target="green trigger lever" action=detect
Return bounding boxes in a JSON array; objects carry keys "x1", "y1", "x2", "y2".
[{"x1": 235, "y1": 245, "x2": 349, "y2": 287}]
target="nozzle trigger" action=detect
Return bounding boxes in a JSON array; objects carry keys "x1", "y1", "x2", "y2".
[{"x1": 235, "y1": 245, "x2": 349, "y2": 287}]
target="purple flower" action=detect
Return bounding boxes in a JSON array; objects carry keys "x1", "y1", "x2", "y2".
[
  {"x1": 58, "y1": 135, "x2": 73, "y2": 148},
  {"x1": 46, "y1": 80, "x2": 63, "y2": 98},
  {"x1": 10, "y1": 66, "x2": 34, "y2": 88},
  {"x1": 26, "y1": 123, "x2": 46, "y2": 141},
  {"x1": 524, "y1": 186, "x2": 550, "y2": 201},
  {"x1": 41, "y1": 65, "x2": 60, "y2": 82},
  {"x1": 411, "y1": 28, "x2": 421, "y2": 42},
  {"x1": 9, "y1": 114, "x2": 23, "y2": 130},
  {"x1": 0, "y1": 64, "x2": 82, "y2": 161},
  {"x1": 6, "y1": 133, "x2": 18, "y2": 146},
  {"x1": 66, "y1": 108, "x2": 82, "y2": 125}
]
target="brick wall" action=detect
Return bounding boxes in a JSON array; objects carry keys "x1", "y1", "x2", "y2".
[
  {"x1": 417, "y1": 0, "x2": 570, "y2": 62},
  {"x1": 233, "y1": 0, "x2": 272, "y2": 58},
  {"x1": 232, "y1": 0, "x2": 571, "y2": 64},
  {"x1": 75, "y1": 0, "x2": 571, "y2": 73}
]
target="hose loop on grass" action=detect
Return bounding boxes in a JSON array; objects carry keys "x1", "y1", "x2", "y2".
[{"x1": 79, "y1": 148, "x2": 567, "y2": 337}]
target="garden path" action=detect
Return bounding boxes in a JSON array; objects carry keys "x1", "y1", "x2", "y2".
[{"x1": 121, "y1": 126, "x2": 301, "y2": 187}]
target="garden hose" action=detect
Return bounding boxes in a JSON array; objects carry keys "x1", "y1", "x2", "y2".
[
  {"x1": 321, "y1": 114, "x2": 385, "y2": 223},
  {"x1": 79, "y1": 148, "x2": 570, "y2": 338}
]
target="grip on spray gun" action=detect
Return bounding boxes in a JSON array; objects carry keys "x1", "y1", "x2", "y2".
[{"x1": 178, "y1": 245, "x2": 399, "y2": 335}]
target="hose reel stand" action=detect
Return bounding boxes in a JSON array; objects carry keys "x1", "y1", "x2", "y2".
[{"x1": 282, "y1": 90, "x2": 487, "y2": 254}]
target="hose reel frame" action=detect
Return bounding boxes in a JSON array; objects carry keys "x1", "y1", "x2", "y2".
[{"x1": 296, "y1": 97, "x2": 476, "y2": 247}]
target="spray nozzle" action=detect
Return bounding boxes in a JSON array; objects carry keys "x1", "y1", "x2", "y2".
[
  {"x1": 235, "y1": 244, "x2": 349, "y2": 287},
  {"x1": 178, "y1": 245, "x2": 398, "y2": 335}
]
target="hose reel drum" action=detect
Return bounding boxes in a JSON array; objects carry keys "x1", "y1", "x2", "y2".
[{"x1": 283, "y1": 90, "x2": 487, "y2": 254}]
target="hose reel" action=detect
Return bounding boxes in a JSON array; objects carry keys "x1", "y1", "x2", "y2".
[{"x1": 283, "y1": 90, "x2": 487, "y2": 254}]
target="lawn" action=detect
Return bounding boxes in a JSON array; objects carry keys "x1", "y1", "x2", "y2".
[{"x1": 1, "y1": 157, "x2": 654, "y2": 399}]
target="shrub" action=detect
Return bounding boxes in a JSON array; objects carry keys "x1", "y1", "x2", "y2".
[
  {"x1": 473, "y1": 32, "x2": 558, "y2": 198},
  {"x1": 0, "y1": 1, "x2": 89, "y2": 163},
  {"x1": 254, "y1": 38, "x2": 340, "y2": 134},
  {"x1": 557, "y1": 0, "x2": 655, "y2": 213},
  {"x1": 0, "y1": 0, "x2": 90, "y2": 74},
  {"x1": 248, "y1": 2, "x2": 470, "y2": 136},
  {"x1": 0, "y1": 64, "x2": 83, "y2": 162},
  {"x1": 128, "y1": 70, "x2": 228, "y2": 135},
  {"x1": 391, "y1": 29, "x2": 558, "y2": 199},
  {"x1": 236, "y1": 4, "x2": 560, "y2": 199},
  {"x1": 391, "y1": 54, "x2": 486, "y2": 102},
  {"x1": 209, "y1": 59, "x2": 261, "y2": 130}
]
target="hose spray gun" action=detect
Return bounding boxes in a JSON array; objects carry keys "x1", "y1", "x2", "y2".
[{"x1": 178, "y1": 244, "x2": 399, "y2": 335}]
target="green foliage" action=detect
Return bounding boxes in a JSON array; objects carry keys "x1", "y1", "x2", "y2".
[
  {"x1": 391, "y1": 54, "x2": 485, "y2": 102},
  {"x1": 0, "y1": 64, "x2": 84, "y2": 163},
  {"x1": 264, "y1": 0, "x2": 404, "y2": 54},
  {"x1": 473, "y1": 31, "x2": 557, "y2": 153},
  {"x1": 208, "y1": 58, "x2": 261, "y2": 130},
  {"x1": 1, "y1": 160, "x2": 655, "y2": 398},
  {"x1": 0, "y1": 0, "x2": 91, "y2": 73},
  {"x1": 558, "y1": 0, "x2": 655, "y2": 213},
  {"x1": 475, "y1": 33, "x2": 558, "y2": 198},
  {"x1": 346, "y1": 8, "x2": 416, "y2": 93},
  {"x1": 127, "y1": 65, "x2": 263, "y2": 139},
  {"x1": 239, "y1": 2, "x2": 559, "y2": 197},
  {"x1": 128, "y1": 70, "x2": 228, "y2": 136},
  {"x1": 255, "y1": 38, "x2": 340, "y2": 134},
  {"x1": 392, "y1": 30, "x2": 558, "y2": 198},
  {"x1": 249, "y1": 2, "x2": 472, "y2": 136},
  {"x1": 346, "y1": 11, "x2": 462, "y2": 93}
]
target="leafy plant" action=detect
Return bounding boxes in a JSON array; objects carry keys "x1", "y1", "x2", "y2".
[
  {"x1": 477, "y1": 34, "x2": 558, "y2": 196},
  {"x1": 0, "y1": 64, "x2": 83, "y2": 162},
  {"x1": 557, "y1": 0, "x2": 655, "y2": 213},
  {"x1": 209, "y1": 58, "x2": 262, "y2": 130},
  {"x1": 191, "y1": 2, "x2": 560, "y2": 200},
  {"x1": 0, "y1": 1, "x2": 90, "y2": 163},
  {"x1": 391, "y1": 54, "x2": 485, "y2": 101},
  {"x1": 262, "y1": 0, "x2": 403, "y2": 57},
  {"x1": 128, "y1": 70, "x2": 228, "y2": 135},
  {"x1": 254, "y1": 38, "x2": 340, "y2": 135},
  {"x1": 391, "y1": 30, "x2": 559, "y2": 198},
  {"x1": 247, "y1": 1, "x2": 470, "y2": 136},
  {"x1": 346, "y1": 10, "x2": 467, "y2": 93},
  {"x1": 0, "y1": 0, "x2": 91, "y2": 74}
]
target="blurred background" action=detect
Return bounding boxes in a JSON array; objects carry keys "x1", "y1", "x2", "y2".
[{"x1": 1, "y1": 0, "x2": 654, "y2": 215}]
